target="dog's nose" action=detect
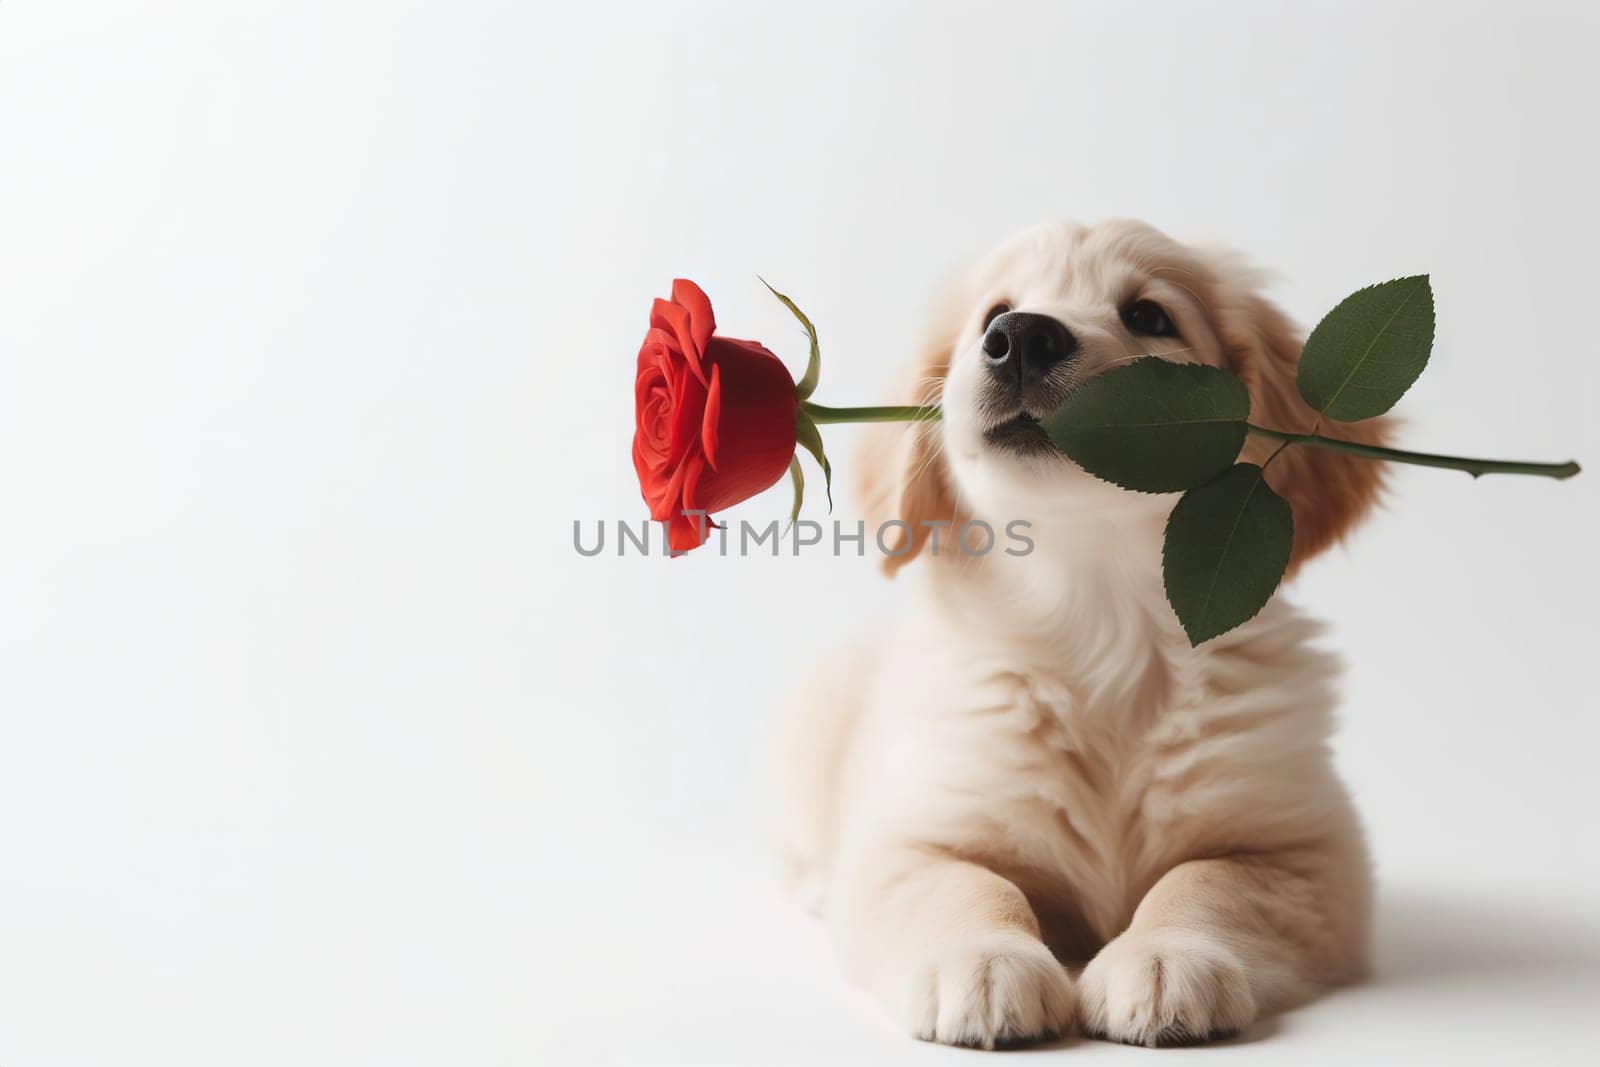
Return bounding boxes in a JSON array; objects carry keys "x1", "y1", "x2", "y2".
[{"x1": 982, "y1": 311, "x2": 1078, "y2": 383}]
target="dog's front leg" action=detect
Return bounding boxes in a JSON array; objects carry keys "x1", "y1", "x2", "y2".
[
  {"x1": 831, "y1": 840, "x2": 1075, "y2": 1049},
  {"x1": 1077, "y1": 846, "x2": 1371, "y2": 1047}
]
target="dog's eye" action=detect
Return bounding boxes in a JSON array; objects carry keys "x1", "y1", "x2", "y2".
[
  {"x1": 982, "y1": 303, "x2": 1011, "y2": 331},
  {"x1": 1121, "y1": 299, "x2": 1178, "y2": 338}
]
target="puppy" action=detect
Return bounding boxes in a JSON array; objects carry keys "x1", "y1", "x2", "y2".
[{"x1": 766, "y1": 220, "x2": 1389, "y2": 1048}]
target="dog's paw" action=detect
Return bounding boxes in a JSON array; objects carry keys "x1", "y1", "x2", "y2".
[
  {"x1": 1077, "y1": 930, "x2": 1256, "y2": 1047},
  {"x1": 900, "y1": 931, "x2": 1075, "y2": 1049}
]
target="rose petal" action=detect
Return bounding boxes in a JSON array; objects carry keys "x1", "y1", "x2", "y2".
[
  {"x1": 650, "y1": 299, "x2": 707, "y2": 387},
  {"x1": 700, "y1": 361, "x2": 721, "y2": 472},
  {"x1": 671, "y1": 279, "x2": 717, "y2": 356},
  {"x1": 667, "y1": 360, "x2": 705, "y2": 462},
  {"x1": 632, "y1": 436, "x2": 668, "y2": 514},
  {"x1": 665, "y1": 510, "x2": 704, "y2": 553},
  {"x1": 681, "y1": 451, "x2": 705, "y2": 513},
  {"x1": 652, "y1": 450, "x2": 694, "y2": 523},
  {"x1": 666, "y1": 453, "x2": 710, "y2": 551},
  {"x1": 687, "y1": 336, "x2": 801, "y2": 515}
]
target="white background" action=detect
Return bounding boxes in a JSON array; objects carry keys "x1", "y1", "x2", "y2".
[{"x1": 3, "y1": 2, "x2": 1598, "y2": 1064}]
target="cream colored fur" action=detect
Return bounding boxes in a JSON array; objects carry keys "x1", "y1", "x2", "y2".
[{"x1": 766, "y1": 220, "x2": 1379, "y2": 1049}]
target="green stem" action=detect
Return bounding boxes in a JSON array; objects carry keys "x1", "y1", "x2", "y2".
[
  {"x1": 1247, "y1": 424, "x2": 1580, "y2": 480},
  {"x1": 802, "y1": 401, "x2": 942, "y2": 424},
  {"x1": 797, "y1": 400, "x2": 1579, "y2": 480}
]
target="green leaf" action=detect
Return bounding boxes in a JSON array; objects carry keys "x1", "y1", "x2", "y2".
[
  {"x1": 786, "y1": 455, "x2": 805, "y2": 529},
  {"x1": 760, "y1": 277, "x2": 822, "y2": 400},
  {"x1": 1297, "y1": 275, "x2": 1434, "y2": 421},
  {"x1": 1162, "y1": 464, "x2": 1294, "y2": 645},
  {"x1": 1041, "y1": 357, "x2": 1250, "y2": 493},
  {"x1": 794, "y1": 411, "x2": 833, "y2": 511}
]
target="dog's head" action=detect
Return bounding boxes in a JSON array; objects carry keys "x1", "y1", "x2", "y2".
[{"x1": 859, "y1": 219, "x2": 1389, "y2": 574}]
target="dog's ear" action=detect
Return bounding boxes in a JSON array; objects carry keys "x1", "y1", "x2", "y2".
[
  {"x1": 855, "y1": 298, "x2": 967, "y2": 576},
  {"x1": 1216, "y1": 281, "x2": 1391, "y2": 576}
]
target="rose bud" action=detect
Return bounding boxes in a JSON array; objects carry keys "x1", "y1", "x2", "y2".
[{"x1": 633, "y1": 279, "x2": 799, "y2": 552}]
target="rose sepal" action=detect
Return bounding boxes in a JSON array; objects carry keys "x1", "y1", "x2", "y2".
[
  {"x1": 760, "y1": 277, "x2": 821, "y2": 400},
  {"x1": 794, "y1": 409, "x2": 833, "y2": 512},
  {"x1": 786, "y1": 456, "x2": 805, "y2": 531},
  {"x1": 763, "y1": 278, "x2": 833, "y2": 517}
]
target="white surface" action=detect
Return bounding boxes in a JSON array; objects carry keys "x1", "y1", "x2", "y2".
[
  {"x1": 2, "y1": 2, "x2": 1598, "y2": 1065},
  {"x1": 535, "y1": 854, "x2": 1600, "y2": 1066}
]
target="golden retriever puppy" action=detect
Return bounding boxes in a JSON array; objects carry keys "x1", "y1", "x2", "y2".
[{"x1": 765, "y1": 219, "x2": 1388, "y2": 1048}]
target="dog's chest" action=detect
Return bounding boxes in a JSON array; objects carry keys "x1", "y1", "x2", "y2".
[
  {"x1": 879, "y1": 593, "x2": 1334, "y2": 943},
  {"x1": 906, "y1": 652, "x2": 1235, "y2": 940}
]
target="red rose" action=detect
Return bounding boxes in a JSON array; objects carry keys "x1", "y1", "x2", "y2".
[{"x1": 633, "y1": 279, "x2": 799, "y2": 552}]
